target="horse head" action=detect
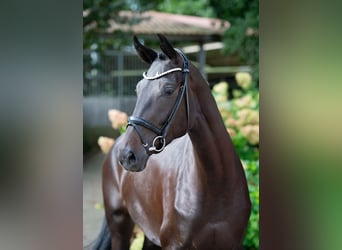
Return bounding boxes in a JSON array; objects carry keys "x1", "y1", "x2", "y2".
[{"x1": 117, "y1": 34, "x2": 192, "y2": 172}]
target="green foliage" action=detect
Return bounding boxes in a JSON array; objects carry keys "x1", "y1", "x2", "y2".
[
  {"x1": 84, "y1": 0, "x2": 128, "y2": 50},
  {"x1": 83, "y1": 0, "x2": 159, "y2": 50},
  {"x1": 212, "y1": 77, "x2": 259, "y2": 161},
  {"x1": 209, "y1": 0, "x2": 259, "y2": 83},
  {"x1": 243, "y1": 160, "x2": 259, "y2": 249},
  {"x1": 230, "y1": 88, "x2": 259, "y2": 161},
  {"x1": 157, "y1": 0, "x2": 215, "y2": 17},
  {"x1": 232, "y1": 132, "x2": 259, "y2": 161}
]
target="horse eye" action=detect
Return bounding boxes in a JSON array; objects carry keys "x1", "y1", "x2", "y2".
[{"x1": 164, "y1": 87, "x2": 174, "y2": 96}]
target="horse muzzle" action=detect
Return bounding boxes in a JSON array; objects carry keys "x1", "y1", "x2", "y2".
[{"x1": 117, "y1": 131, "x2": 149, "y2": 172}]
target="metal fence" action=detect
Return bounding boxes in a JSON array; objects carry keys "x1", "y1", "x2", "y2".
[
  {"x1": 83, "y1": 50, "x2": 147, "y2": 97},
  {"x1": 84, "y1": 50, "x2": 148, "y2": 125}
]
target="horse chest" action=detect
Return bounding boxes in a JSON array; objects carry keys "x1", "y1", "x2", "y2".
[{"x1": 119, "y1": 156, "x2": 204, "y2": 246}]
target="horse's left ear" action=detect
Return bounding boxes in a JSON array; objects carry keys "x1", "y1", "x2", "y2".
[
  {"x1": 157, "y1": 34, "x2": 178, "y2": 65},
  {"x1": 133, "y1": 36, "x2": 157, "y2": 65}
]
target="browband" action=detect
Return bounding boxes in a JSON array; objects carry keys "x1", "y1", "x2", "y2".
[{"x1": 142, "y1": 68, "x2": 186, "y2": 80}]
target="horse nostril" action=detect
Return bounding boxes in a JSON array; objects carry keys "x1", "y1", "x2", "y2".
[
  {"x1": 126, "y1": 150, "x2": 136, "y2": 165},
  {"x1": 119, "y1": 148, "x2": 137, "y2": 169}
]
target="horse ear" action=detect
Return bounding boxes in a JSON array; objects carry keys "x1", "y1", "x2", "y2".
[
  {"x1": 157, "y1": 34, "x2": 178, "y2": 64},
  {"x1": 133, "y1": 36, "x2": 157, "y2": 65}
]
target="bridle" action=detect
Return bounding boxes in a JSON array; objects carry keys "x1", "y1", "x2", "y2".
[{"x1": 127, "y1": 49, "x2": 190, "y2": 153}]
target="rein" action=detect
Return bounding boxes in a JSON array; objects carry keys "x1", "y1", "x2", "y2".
[{"x1": 127, "y1": 50, "x2": 190, "y2": 153}]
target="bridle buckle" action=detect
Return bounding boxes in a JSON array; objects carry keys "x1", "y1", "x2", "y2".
[{"x1": 148, "y1": 136, "x2": 166, "y2": 153}]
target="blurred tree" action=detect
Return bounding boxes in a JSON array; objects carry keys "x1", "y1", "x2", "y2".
[
  {"x1": 83, "y1": 0, "x2": 159, "y2": 50},
  {"x1": 157, "y1": 0, "x2": 215, "y2": 17},
  {"x1": 84, "y1": 0, "x2": 128, "y2": 50},
  {"x1": 209, "y1": 0, "x2": 259, "y2": 84}
]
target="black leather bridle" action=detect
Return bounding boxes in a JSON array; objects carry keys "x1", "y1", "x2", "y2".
[{"x1": 127, "y1": 50, "x2": 190, "y2": 153}]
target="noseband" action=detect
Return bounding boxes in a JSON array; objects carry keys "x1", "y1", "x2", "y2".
[{"x1": 127, "y1": 50, "x2": 190, "y2": 153}]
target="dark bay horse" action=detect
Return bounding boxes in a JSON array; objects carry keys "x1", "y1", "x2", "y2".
[{"x1": 93, "y1": 34, "x2": 251, "y2": 250}]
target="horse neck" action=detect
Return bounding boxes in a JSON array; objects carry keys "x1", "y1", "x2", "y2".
[{"x1": 188, "y1": 67, "x2": 243, "y2": 190}]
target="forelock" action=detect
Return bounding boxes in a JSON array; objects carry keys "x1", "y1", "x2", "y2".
[{"x1": 158, "y1": 53, "x2": 167, "y2": 61}]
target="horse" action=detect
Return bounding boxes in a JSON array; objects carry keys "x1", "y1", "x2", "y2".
[{"x1": 92, "y1": 34, "x2": 251, "y2": 250}]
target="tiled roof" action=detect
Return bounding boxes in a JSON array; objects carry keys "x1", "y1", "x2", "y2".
[{"x1": 107, "y1": 11, "x2": 230, "y2": 39}]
